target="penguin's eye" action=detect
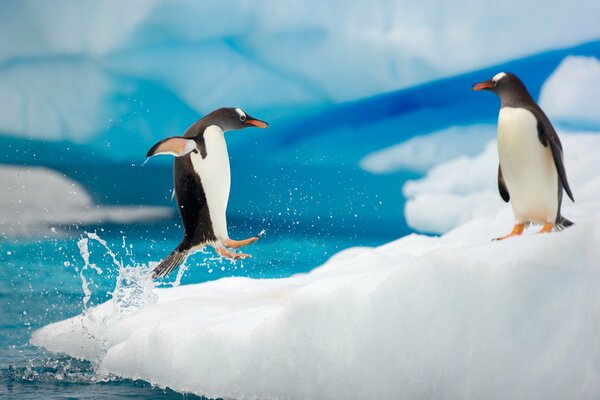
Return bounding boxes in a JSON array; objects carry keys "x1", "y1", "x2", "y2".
[
  {"x1": 491, "y1": 79, "x2": 497, "y2": 86},
  {"x1": 240, "y1": 115, "x2": 246, "y2": 121}
]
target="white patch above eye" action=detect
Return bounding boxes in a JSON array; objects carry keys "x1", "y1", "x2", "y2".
[
  {"x1": 235, "y1": 108, "x2": 246, "y2": 119},
  {"x1": 492, "y1": 72, "x2": 507, "y2": 82}
]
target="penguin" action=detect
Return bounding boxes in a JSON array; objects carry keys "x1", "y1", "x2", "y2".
[
  {"x1": 146, "y1": 107, "x2": 269, "y2": 277},
  {"x1": 472, "y1": 72, "x2": 574, "y2": 240}
]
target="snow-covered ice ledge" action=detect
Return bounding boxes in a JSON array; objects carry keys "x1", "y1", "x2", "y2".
[
  {"x1": 32, "y1": 133, "x2": 600, "y2": 399},
  {"x1": 32, "y1": 220, "x2": 600, "y2": 398}
]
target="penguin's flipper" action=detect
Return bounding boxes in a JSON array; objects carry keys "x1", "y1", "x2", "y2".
[
  {"x1": 146, "y1": 137, "x2": 197, "y2": 158},
  {"x1": 498, "y1": 165, "x2": 510, "y2": 202},
  {"x1": 152, "y1": 247, "x2": 190, "y2": 278},
  {"x1": 533, "y1": 110, "x2": 575, "y2": 202}
]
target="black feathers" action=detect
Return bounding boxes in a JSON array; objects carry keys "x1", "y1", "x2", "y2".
[
  {"x1": 531, "y1": 107, "x2": 575, "y2": 202},
  {"x1": 152, "y1": 248, "x2": 189, "y2": 278},
  {"x1": 498, "y1": 165, "x2": 510, "y2": 203}
]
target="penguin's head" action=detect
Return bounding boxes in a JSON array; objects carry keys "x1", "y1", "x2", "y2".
[
  {"x1": 208, "y1": 107, "x2": 269, "y2": 131},
  {"x1": 472, "y1": 72, "x2": 532, "y2": 104}
]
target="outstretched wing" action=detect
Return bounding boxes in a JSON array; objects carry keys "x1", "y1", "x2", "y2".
[
  {"x1": 498, "y1": 165, "x2": 510, "y2": 202},
  {"x1": 531, "y1": 106, "x2": 575, "y2": 202},
  {"x1": 146, "y1": 136, "x2": 197, "y2": 158}
]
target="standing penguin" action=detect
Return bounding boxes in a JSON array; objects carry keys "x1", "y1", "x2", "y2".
[
  {"x1": 146, "y1": 107, "x2": 268, "y2": 277},
  {"x1": 472, "y1": 72, "x2": 574, "y2": 240}
]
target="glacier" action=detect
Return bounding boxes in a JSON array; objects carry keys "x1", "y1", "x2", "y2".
[
  {"x1": 31, "y1": 131, "x2": 600, "y2": 399},
  {"x1": 359, "y1": 124, "x2": 496, "y2": 174},
  {"x1": 539, "y1": 56, "x2": 600, "y2": 129},
  {"x1": 2, "y1": 0, "x2": 600, "y2": 147}
]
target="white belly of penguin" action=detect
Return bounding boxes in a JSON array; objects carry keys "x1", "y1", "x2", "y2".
[
  {"x1": 190, "y1": 125, "x2": 231, "y2": 240},
  {"x1": 497, "y1": 107, "x2": 558, "y2": 224}
]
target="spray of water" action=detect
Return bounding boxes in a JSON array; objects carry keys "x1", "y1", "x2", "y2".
[
  {"x1": 77, "y1": 232, "x2": 158, "y2": 317},
  {"x1": 69, "y1": 232, "x2": 162, "y2": 366},
  {"x1": 75, "y1": 237, "x2": 101, "y2": 310}
]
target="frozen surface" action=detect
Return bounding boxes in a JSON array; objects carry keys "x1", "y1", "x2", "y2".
[
  {"x1": 403, "y1": 132, "x2": 598, "y2": 234},
  {"x1": 32, "y1": 132, "x2": 600, "y2": 399},
  {"x1": 360, "y1": 124, "x2": 496, "y2": 174},
  {"x1": 539, "y1": 56, "x2": 600, "y2": 128},
  {"x1": 0, "y1": 164, "x2": 171, "y2": 237},
  {"x1": 2, "y1": 1, "x2": 600, "y2": 142},
  {"x1": 0, "y1": 61, "x2": 114, "y2": 142}
]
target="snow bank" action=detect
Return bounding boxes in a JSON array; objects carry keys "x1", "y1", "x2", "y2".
[
  {"x1": 360, "y1": 124, "x2": 495, "y2": 174},
  {"x1": 32, "y1": 132, "x2": 600, "y2": 399},
  {"x1": 0, "y1": 164, "x2": 171, "y2": 237},
  {"x1": 539, "y1": 56, "x2": 600, "y2": 128},
  {"x1": 403, "y1": 132, "x2": 600, "y2": 234}
]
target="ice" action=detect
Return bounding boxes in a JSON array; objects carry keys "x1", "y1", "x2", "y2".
[
  {"x1": 31, "y1": 131, "x2": 600, "y2": 399},
  {"x1": 0, "y1": 1, "x2": 157, "y2": 60},
  {"x1": 0, "y1": 61, "x2": 114, "y2": 142},
  {"x1": 539, "y1": 56, "x2": 600, "y2": 129},
  {"x1": 403, "y1": 132, "x2": 600, "y2": 234},
  {"x1": 2, "y1": 1, "x2": 600, "y2": 143},
  {"x1": 360, "y1": 124, "x2": 496, "y2": 174},
  {"x1": 0, "y1": 164, "x2": 172, "y2": 237}
]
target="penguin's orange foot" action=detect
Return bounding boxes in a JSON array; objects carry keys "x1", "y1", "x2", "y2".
[
  {"x1": 215, "y1": 246, "x2": 251, "y2": 260},
  {"x1": 537, "y1": 223, "x2": 554, "y2": 234},
  {"x1": 222, "y1": 236, "x2": 260, "y2": 249},
  {"x1": 493, "y1": 223, "x2": 525, "y2": 241}
]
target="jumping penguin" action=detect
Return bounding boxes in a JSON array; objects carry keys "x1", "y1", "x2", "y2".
[
  {"x1": 146, "y1": 107, "x2": 268, "y2": 277},
  {"x1": 472, "y1": 72, "x2": 574, "y2": 240}
]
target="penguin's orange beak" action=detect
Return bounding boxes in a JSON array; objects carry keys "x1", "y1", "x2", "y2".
[
  {"x1": 472, "y1": 80, "x2": 493, "y2": 91},
  {"x1": 246, "y1": 119, "x2": 269, "y2": 128}
]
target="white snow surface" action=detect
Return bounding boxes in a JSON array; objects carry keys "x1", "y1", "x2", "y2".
[
  {"x1": 32, "y1": 132, "x2": 600, "y2": 399},
  {"x1": 403, "y1": 132, "x2": 598, "y2": 234},
  {"x1": 360, "y1": 124, "x2": 496, "y2": 174},
  {"x1": 539, "y1": 56, "x2": 600, "y2": 128},
  {"x1": 2, "y1": 0, "x2": 600, "y2": 141},
  {"x1": 0, "y1": 164, "x2": 171, "y2": 237}
]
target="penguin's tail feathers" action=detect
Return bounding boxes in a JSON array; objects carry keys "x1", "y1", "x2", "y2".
[
  {"x1": 555, "y1": 216, "x2": 575, "y2": 231},
  {"x1": 152, "y1": 247, "x2": 189, "y2": 279}
]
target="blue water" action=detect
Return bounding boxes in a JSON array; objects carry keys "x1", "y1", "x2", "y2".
[{"x1": 0, "y1": 221, "x2": 396, "y2": 399}]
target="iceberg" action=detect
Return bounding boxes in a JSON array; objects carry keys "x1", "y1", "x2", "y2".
[
  {"x1": 360, "y1": 124, "x2": 496, "y2": 174},
  {"x1": 31, "y1": 131, "x2": 600, "y2": 399},
  {"x1": 2, "y1": 1, "x2": 600, "y2": 146},
  {"x1": 0, "y1": 61, "x2": 114, "y2": 142},
  {"x1": 0, "y1": 164, "x2": 172, "y2": 237},
  {"x1": 539, "y1": 56, "x2": 600, "y2": 129}
]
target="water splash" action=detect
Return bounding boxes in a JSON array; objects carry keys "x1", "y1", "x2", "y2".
[
  {"x1": 76, "y1": 237, "x2": 102, "y2": 310},
  {"x1": 171, "y1": 262, "x2": 188, "y2": 288},
  {"x1": 68, "y1": 232, "x2": 160, "y2": 366},
  {"x1": 78, "y1": 232, "x2": 157, "y2": 317},
  {"x1": 109, "y1": 264, "x2": 157, "y2": 318}
]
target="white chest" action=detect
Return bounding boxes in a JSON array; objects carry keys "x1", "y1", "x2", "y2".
[
  {"x1": 189, "y1": 125, "x2": 231, "y2": 239},
  {"x1": 497, "y1": 107, "x2": 558, "y2": 223}
]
